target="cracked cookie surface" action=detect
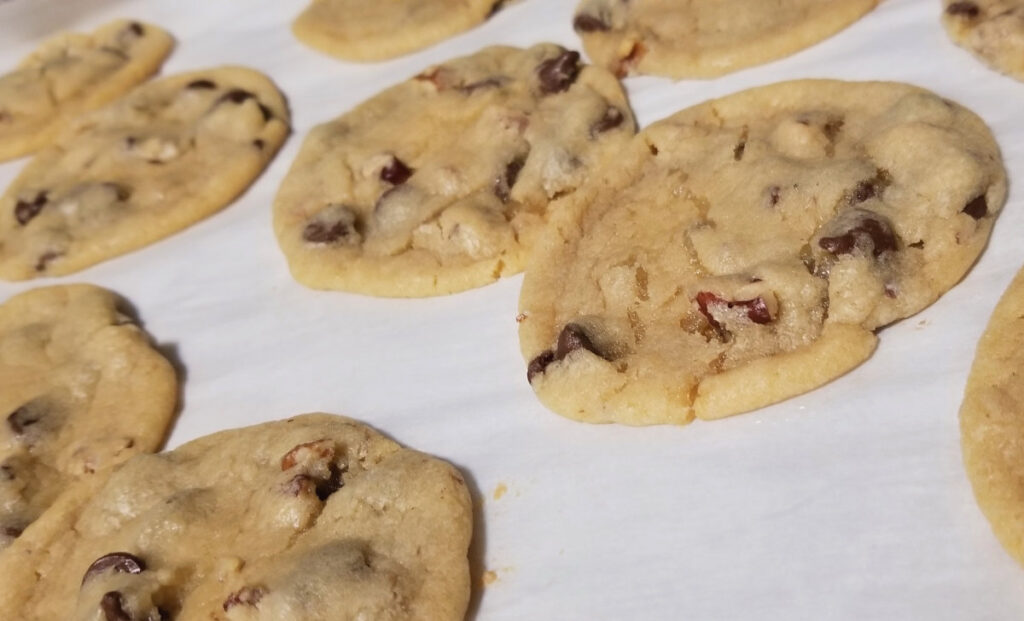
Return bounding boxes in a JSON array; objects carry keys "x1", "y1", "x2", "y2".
[
  {"x1": 0, "y1": 66, "x2": 290, "y2": 280},
  {"x1": 942, "y1": 0, "x2": 1024, "y2": 80},
  {"x1": 960, "y1": 266, "x2": 1024, "y2": 568},
  {"x1": 0, "y1": 413, "x2": 472, "y2": 621},
  {"x1": 0, "y1": 19, "x2": 173, "y2": 162},
  {"x1": 572, "y1": 0, "x2": 878, "y2": 78},
  {"x1": 293, "y1": 0, "x2": 499, "y2": 61},
  {"x1": 0, "y1": 284, "x2": 176, "y2": 551},
  {"x1": 274, "y1": 44, "x2": 634, "y2": 297},
  {"x1": 519, "y1": 80, "x2": 1006, "y2": 425}
]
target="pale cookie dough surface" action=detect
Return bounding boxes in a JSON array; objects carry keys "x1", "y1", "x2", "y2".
[
  {"x1": 0, "y1": 413, "x2": 473, "y2": 621},
  {"x1": 0, "y1": 19, "x2": 174, "y2": 162},
  {"x1": 293, "y1": 0, "x2": 497, "y2": 61},
  {"x1": 274, "y1": 44, "x2": 634, "y2": 297},
  {"x1": 960, "y1": 266, "x2": 1024, "y2": 568},
  {"x1": 520, "y1": 80, "x2": 1006, "y2": 426},
  {"x1": 943, "y1": 0, "x2": 1024, "y2": 80},
  {"x1": 572, "y1": 0, "x2": 879, "y2": 79},
  {"x1": 0, "y1": 284, "x2": 176, "y2": 551},
  {"x1": 0, "y1": 66, "x2": 290, "y2": 280}
]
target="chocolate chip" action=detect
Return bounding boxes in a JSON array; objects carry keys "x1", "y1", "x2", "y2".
[
  {"x1": 186, "y1": 79, "x2": 217, "y2": 90},
  {"x1": 590, "y1": 107, "x2": 624, "y2": 138},
  {"x1": 909, "y1": 240, "x2": 925, "y2": 249},
  {"x1": 0, "y1": 463, "x2": 13, "y2": 481},
  {"x1": 766, "y1": 185, "x2": 781, "y2": 207},
  {"x1": 380, "y1": 156, "x2": 413, "y2": 185},
  {"x1": 253, "y1": 139, "x2": 265, "y2": 150},
  {"x1": 573, "y1": 13, "x2": 610, "y2": 32},
  {"x1": 82, "y1": 553, "x2": 147, "y2": 585},
  {"x1": 223, "y1": 586, "x2": 267, "y2": 611},
  {"x1": 315, "y1": 464, "x2": 345, "y2": 501},
  {"x1": 526, "y1": 350, "x2": 555, "y2": 383},
  {"x1": 217, "y1": 90, "x2": 273, "y2": 121},
  {"x1": 947, "y1": 1, "x2": 980, "y2": 17},
  {"x1": 14, "y1": 191, "x2": 48, "y2": 225},
  {"x1": 818, "y1": 214, "x2": 898, "y2": 258},
  {"x1": 696, "y1": 291, "x2": 774, "y2": 332},
  {"x1": 962, "y1": 194, "x2": 987, "y2": 219},
  {"x1": 537, "y1": 51, "x2": 581, "y2": 95},
  {"x1": 35, "y1": 251, "x2": 62, "y2": 273},
  {"x1": 128, "y1": 22, "x2": 144, "y2": 36},
  {"x1": 100, "y1": 592, "x2": 132, "y2": 621},
  {"x1": 846, "y1": 168, "x2": 892, "y2": 204},
  {"x1": 527, "y1": 324, "x2": 607, "y2": 383},
  {"x1": 494, "y1": 156, "x2": 526, "y2": 203},
  {"x1": 555, "y1": 323, "x2": 600, "y2": 359},
  {"x1": 823, "y1": 118, "x2": 844, "y2": 142},
  {"x1": 2, "y1": 525, "x2": 23, "y2": 538},
  {"x1": 7, "y1": 406, "x2": 40, "y2": 435}
]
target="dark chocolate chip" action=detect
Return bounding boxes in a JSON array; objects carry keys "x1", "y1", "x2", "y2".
[
  {"x1": 494, "y1": 156, "x2": 526, "y2": 203},
  {"x1": 696, "y1": 291, "x2": 774, "y2": 331},
  {"x1": 82, "y1": 553, "x2": 147, "y2": 585},
  {"x1": 7, "y1": 406, "x2": 40, "y2": 435},
  {"x1": 767, "y1": 185, "x2": 781, "y2": 207},
  {"x1": 590, "y1": 107, "x2": 624, "y2": 138},
  {"x1": 100, "y1": 592, "x2": 132, "y2": 621},
  {"x1": 223, "y1": 586, "x2": 267, "y2": 611},
  {"x1": 573, "y1": 13, "x2": 610, "y2": 32},
  {"x1": 909, "y1": 240, "x2": 925, "y2": 249},
  {"x1": 380, "y1": 156, "x2": 413, "y2": 185},
  {"x1": 846, "y1": 169, "x2": 892, "y2": 204},
  {"x1": 962, "y1": 194, "x2": 987, "y2": 219},
  {"x1": 2, "y1": 525, "x2": 23, "y2": 538},
  {"x1": 947, "y1": 1, "x2": 980, "y2": 17},
  {"x1": 537, "y1": 51, "x2": 581, "y2": 95},
  {"x1": 14, "y1": 191, "x2": 48, "y2": 226},
  {"x1": 253, "y1": 139, "x2": 265, "y2": 150},
  {"x1": 733, "y1": 139, "x2": 746, "y2": 161},
  {"x1": 823, "y1": 118, "x2": 844, "y2": 142},
  {"x1": 35, "y1": 251, "x2": 62, "y2": 273},
  {"x1": 303, "y1": 220, "x2": 352, "y2": 244},
  {"x1": 216, "y1": 90, "x2": 273, "y2": 121},
  {"x1": 128, "y1": 22, "x2": 144, "y2": 36},
  {"x1": 818, "y1": 215, "x2": 898, "y2": 258},
  {"x1": 186, "y1": 79, "x2": 217, "y2": 90},
  {"x1": 315, "y1": 464, "x2": 345, "y2": 501},
  {"x1": 526, "y1": 350, "x2": 555, "y2": 383}
]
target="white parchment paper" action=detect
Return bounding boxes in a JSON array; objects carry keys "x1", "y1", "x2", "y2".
[{"x1": 2, "y1": 1, "x2": 1024, "y2": 618}]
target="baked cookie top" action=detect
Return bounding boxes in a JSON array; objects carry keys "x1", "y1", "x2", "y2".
[
  {"x1": 0, "y1": 284, "x2": 176, "y2": 551},
  {"x1": 520, "y1": 80, "x2": 1006, "y2": 426},
  {"x1": 293, "y1": 0, "x2": 497, "y2": 61},
  {"x1": 960, "y1": 266, "x2": 1024, "y2": 568},
  {"x1": 942, "y1": 0, "x2": 1024, "y2": 80},
  {"x1": 0, "y1": 413, "x2": 472, "y2": 621},
  {"x1": 0, "y1": 19, "x2": 174, "y2": 162},
  {"x1": 0, "y1": 66, "x2": 290, "y2": 280},
  {"x1": 572, "y1": 0, "x2": 879, "y2": 78},
  {"x1": 274, "y1": 44, "x2": 634, "y2": 297}
]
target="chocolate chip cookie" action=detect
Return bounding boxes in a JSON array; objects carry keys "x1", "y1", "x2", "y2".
[
  {"x1": 274, "y1": 44, "x2": 634, "y2": 297},
  {"x1": 0, "y1": 19, "x2": 174, "y2": 162},
  {"x1": 960, "y1": 266, "x2": 1024, "y2": 567},
  {"x1": 0, "y1": 414, "x2": 472, "y2": 620},
  {"x1": 520, "y1": 80, "x2": 1006, "y2": 425},
  {"x1": 293, "y1": 0, "x2": 499, "y2": 61},
  {"x1": 0, "y1": 284, "x2": 176, "y2": 551},
  {"x1": 0, "y1": 66, "x2": 290, "y2": 280},
  {"x1": 572, "y1": 0, "x2": 879, "y2": 78},
  {"x1": 943, "y1": 0, "x2": 1024, "y2": 80}
]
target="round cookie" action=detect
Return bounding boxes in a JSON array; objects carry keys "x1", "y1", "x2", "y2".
[
  {"x1": 0, "y1": 19, "x2": 174, "y2": 162},
  {"x1": 0, "y1": 66, "x2": 290, "y2": 280},
  {"x1": 0, "y1": 284, "x2": 177, "y2": 550},
  {"x1": 274, "y1": 44, "x2": 635, "y2": 297},
  {"x1": 293, "y1": 0, "x2": 498, "y2": 61},
  {"x1": 572, "y1": 0, "x2": 879, "y2": 79},
  {"x1": 520, "y1": 80, "x2": 1006, "y2": 426},
  {"x1": 942, "y1": 0, "x2": 1024, "y2": 80},
  {"x1": 960, "y1": 266, "x2": 1024, "y2": 567},
  {"x1": 0, "y1": 413, "x2": 473, "y2": 621}
]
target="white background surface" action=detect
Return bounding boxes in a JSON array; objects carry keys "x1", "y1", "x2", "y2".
[{"x1": 2, "y1": 0, "x2": 1024, "y2": 618}]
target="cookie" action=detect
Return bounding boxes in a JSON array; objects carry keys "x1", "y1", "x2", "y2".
[
  {"x1": 520, "y1": 80, "x2": 1006, "y2": 425},
  {"x1": 0, "y1": 413, "x2": 472, "y2": 620},
  {"x1": 0, "y1": 284, "x2": 176, "y2": 551},
  {"x1": 942, "y1": 0, "x2": 1024, "y2": 80},
  {"x1": 293, "y1": 0, "x2": 498, "y2": 61},
  {"x1": 274, "y1": 44, "x2": 634, "y2": 297},
  {"x1": 959, "y1": 266, "x2": 1024, "y2": 567},
  {"x1": 0, "y1": 66, "x2": 289, "y2": 280},
  {"x1": 0, "y1": 19, "x2": 174, "y2": 162},
  {"x1": 572, "y1": 0, "x2": 879, "y2": 79}
]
